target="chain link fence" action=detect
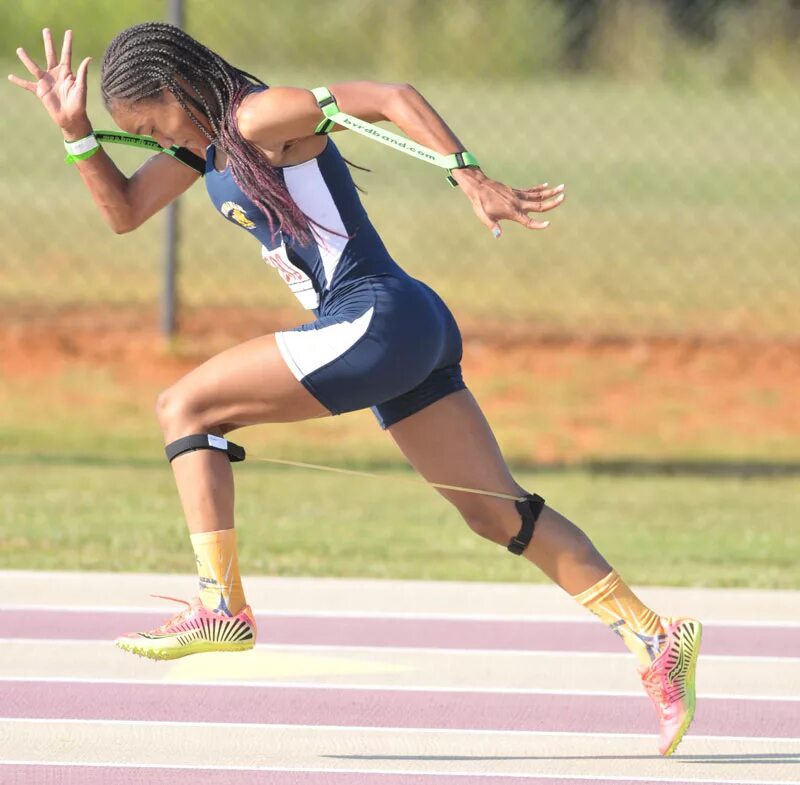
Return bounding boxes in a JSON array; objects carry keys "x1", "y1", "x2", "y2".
[{"x1": 2, "y1": 0, "x2": 799, "y2": 339}]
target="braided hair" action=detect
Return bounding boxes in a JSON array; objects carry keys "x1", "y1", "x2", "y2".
[{"x1": 101, "y1": 22, "x2": 315, "y2": 244}]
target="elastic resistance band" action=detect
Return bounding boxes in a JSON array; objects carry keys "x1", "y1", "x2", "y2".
[
  {"x1": 250, "y1": 453, "x2": 541, "y2": 555},
  {"x1": 94, "y1": 89, "x2": 479, "y2": 184},
  {"x1": 163, "y1": 437, "x2": 540, "y2": 553},
  {"x1": 311, "y1": 87, "x2": 479, "y2": 186},
  {"x1": 93, "y1": 130, "x2": 206, "y2": 175},
  {"x1": 249, "y1": 455, "x2": 524, "y2": 502}
]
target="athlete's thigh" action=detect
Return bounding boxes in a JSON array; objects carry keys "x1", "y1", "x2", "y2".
[
  {"x1": 165, "y1": 333, "x2": 329, "y2": 427},
  {"x1": 387, "y1": 388, "x2": 525, "y2": 511}
]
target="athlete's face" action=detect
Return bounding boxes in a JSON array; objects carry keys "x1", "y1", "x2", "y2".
[{"x1": 110, "y1": 89, "x2": 212, "y2": 156}]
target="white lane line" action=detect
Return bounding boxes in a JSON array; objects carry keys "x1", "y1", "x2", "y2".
[
  {"x1": 4, "y1": 639, "x2": 798, "y2": 662},
  {"x1": 1, "y1": 675, "x2": 797, "y2": 702},
  {"x1": 2, "y1": 604, "x2": 798, "y2": 627},
  {"x1": 0, "y1": 760, "x2": 796, "y2": 784},
  {"x1": 2, "y1": 717, "x2": 799, "y2": 746}
]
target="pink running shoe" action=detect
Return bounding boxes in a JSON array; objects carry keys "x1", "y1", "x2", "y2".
[
  {"x1": 115, "y1": 595, "x2": 257, "y2": 661},
  {"x1": 639, "y1": 616, "x2": 703, "y2": 756}
]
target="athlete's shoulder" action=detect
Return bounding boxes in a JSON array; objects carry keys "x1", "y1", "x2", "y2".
[{"x1": 237, "y1": 86, "x2": 323, "y2": 148}]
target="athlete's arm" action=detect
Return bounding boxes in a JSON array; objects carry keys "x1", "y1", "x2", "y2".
[
  {"x1": 58, "y1": 135, "x2": 200, "y2": 235},
  {"x1": 8, "y1": 28, "x2": 200, "y2": 234},
  {"x1": 237, "y1": 81, "x2": 565, "y2": 237}
]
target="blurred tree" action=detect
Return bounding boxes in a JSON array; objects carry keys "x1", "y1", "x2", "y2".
[
  {"x1": 663, "y1": 0, "x2": 752, "y2": 43},
  {"x1": 561, "y1": 0, "x2": 602, "y2": 71}
]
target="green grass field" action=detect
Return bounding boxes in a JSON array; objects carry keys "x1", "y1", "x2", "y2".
[{"x1": 2, "y1": 455, "x2": 798, "y2": 588}]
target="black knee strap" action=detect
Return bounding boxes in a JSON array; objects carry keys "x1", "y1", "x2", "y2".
[
  {"x1": 165, "y1": 433, "x2": 246, "y2": 463},
  {"x1": 507, "y1": 493, "x2": 545, "y2": 555}
]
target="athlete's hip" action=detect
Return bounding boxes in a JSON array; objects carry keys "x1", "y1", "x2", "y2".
[
  {"x1": 320, "y1": 272, "x2": 457, "y2": 331},
  {"x1": 275, "y1": 273, "x2": 463, "y2": 413}
]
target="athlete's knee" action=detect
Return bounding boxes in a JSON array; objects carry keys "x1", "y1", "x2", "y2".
[
  {"x1": 156, "y1": 385, "x2": 209, "y2": 435},
  {"x1": 458, "y1": 499, "x2": 511, "y2": 545},
  {"x1": 458, "y1": 492, "x2": 545, "y2": 555}
]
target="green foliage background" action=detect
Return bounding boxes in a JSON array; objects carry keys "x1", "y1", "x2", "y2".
[{"x1": 5, "y1": 0, "x2": 800, "y2": 85}]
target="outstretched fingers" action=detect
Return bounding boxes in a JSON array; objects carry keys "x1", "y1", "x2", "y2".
[
  {"x1": 60, "y1": 29, "x2": 73, "y2": 70},
  {"x1": 514, "y1": 183, "x2": 565, "y2": 201},
  {"x1": 517, "y1": 211, "x2": 550, "y2": 230},
  {"x1": 75, "y1": 56, "x2": 91, "y2": 89},
  {"x1": 513, "y1": 188, "x2": 567, "y2": 230},
  {"x1": 469, "y1": 180, "x2": 567, "y2": 237},
  {"x1": 43, "y1": 28, "x2": 57, "y2": 69},
  {"x1": 15, "y1": 46, "x2": 45, "y2": 80},
  {"x1": 7, "y1": 73, "x2": 37, "y2": 93},
  {"x1": 519, "y1": 191, "x2": 566, "y2": 214}
]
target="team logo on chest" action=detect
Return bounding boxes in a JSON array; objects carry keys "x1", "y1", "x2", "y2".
[{"x1": 220, "y1": 201, "x2": 256, "y2": 230}]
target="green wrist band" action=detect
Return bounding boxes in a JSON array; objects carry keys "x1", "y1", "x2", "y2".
[
  {"x1": 64, "y1": 133, "x2": 101, "y2": 164},
  {"x1": 64, "y1": 146, "x2": 101, "y2": 164},
  {"x1": 310, "y1": 86, "x2": 480, "y2": 187},
  {"x1": 444, "y1": 150, "x2": 480, "y2": 187}
]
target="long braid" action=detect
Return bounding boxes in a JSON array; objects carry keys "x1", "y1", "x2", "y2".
[{"x1": 100, "y1": 22, "x2": 317, "y2": 245}]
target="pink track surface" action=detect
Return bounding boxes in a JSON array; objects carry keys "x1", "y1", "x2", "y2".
[
  {"x1": 0, "y1": 766, "x2": 736, "y2": 785},
  {"x1": 2, "y1": 609, "x2": 798, "y2": 657},
  {"x1": 3, "y1": 586, "x2": 799, "y2": 783},
  {"x1": 2, "y1": 680, "x2": 797, "y2": 738}
]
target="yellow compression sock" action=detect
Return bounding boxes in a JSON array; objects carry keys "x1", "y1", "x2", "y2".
[
  {"x1": 189, "y1": 528, "x2": 247, "y2": 617},
  {"x1": 573, "y1": 569, "x2": 666, "y2": 668}
]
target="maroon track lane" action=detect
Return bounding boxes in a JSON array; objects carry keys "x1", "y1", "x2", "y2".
[
  {"x1": 2, "y1": 609, "x2": 799, "y2": 657},
  {"x1": 1, "y1": 681, "x2": 798, "y2": 738},
  {"x1": 0, "y1": 767, "x2": 744, "y2": 785}
]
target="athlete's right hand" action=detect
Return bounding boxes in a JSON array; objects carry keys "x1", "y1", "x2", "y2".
[{"x1": 8, "y1": 28, "x2": 92, "y2": 137}]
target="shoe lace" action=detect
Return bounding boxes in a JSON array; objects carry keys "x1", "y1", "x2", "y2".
[{"x1": 149, "y1": 594, "x2": 194, "y2": 632}]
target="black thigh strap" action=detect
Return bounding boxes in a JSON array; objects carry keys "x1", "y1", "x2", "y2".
[
  {"x1": 507, "y1": 493, "x2": 545, "y2": 555},
  {"x1": 165, "y1": 434, "x2": 246, "y2": 463}
]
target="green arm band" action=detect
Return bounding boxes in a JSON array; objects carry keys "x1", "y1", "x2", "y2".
[{"x1": 310, "y1": 86, "x2": 480, "y2": 187}]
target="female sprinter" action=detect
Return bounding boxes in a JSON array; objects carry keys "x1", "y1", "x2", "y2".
[{"x1": 10, "y1": 23, "x2": 701, "y2": 755}]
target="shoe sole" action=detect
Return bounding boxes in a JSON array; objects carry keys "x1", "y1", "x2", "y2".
[
  {"x1": 662, "y1": 618, "x2": 703, "y2": 756},
  {"x1": 116, "y1": 638, "x2": 254, "y2": 661}
]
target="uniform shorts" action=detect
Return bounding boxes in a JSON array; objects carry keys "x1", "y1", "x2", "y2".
[{"x1": 275, "y1": 275, "x2": 465, "y2": 429}]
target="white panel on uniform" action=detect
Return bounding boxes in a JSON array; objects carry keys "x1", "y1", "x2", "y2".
[
  {"x1": 283, "y1": 159, "x2": 349, "y2": 290},
  {"x1": 275, "y1": 307, "x2": 375, "y2": 381}
]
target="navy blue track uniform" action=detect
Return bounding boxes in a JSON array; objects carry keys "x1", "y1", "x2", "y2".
[{"x1": 205, "y1": 128, "x2": 465, "y2": 428}]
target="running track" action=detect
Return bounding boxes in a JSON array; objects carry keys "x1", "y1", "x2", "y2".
[{"x1": 0, "y1": 571, "x2": 798, "y2": 784}]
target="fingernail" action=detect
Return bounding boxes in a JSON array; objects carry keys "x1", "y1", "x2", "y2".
[
  {"x1": 543, "y1": 221, "x2": 550, "y2": 228},
  {"x1": 492, "y1": 227, "x2": 501, "y2": 238}
]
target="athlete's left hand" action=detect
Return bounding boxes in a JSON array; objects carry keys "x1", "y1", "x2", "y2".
[{"x1": 451, "y1": 169, "x2": 565, "y2": 238}]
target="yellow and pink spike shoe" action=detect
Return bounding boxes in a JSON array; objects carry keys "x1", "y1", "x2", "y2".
[
  {"x1": 639, "y1": 616, "x2": 703, "y2": 756},
  {"x1": 115, "y1": 595, "x2": 257, "y2": 661}
]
